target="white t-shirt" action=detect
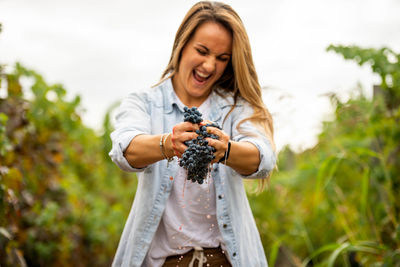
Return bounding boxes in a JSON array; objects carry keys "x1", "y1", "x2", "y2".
[{"x1": 144, "y1": 93, "x2": 224, "y2": 267}]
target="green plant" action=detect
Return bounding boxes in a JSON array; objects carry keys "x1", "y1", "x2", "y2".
[
  {"x1": 250, "y1": 46, "x2": 400, "y2": 266},
  {"x1": 0, "y1": 63, "x2": 136, "y2": 266}
]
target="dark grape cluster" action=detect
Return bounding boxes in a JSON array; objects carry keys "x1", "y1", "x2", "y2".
[
  {"x1": 183, "y1": 106, "x2": 203, "y2": 124},
  {"x1": 179, "y1": 107, "x2": 221, "y2": 184}
]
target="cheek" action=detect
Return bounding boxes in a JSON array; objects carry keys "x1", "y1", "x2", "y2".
[
  {"x1": 182, "y1": 57, "x2": 199, "y2": 74},
  {"x1": 216, "y1": 62, "x2": 229, "y2": 77}
]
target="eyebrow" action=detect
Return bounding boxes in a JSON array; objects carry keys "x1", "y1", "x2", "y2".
[{"x1": 197, "y1": 44, "x2": 231, "y2": 57}]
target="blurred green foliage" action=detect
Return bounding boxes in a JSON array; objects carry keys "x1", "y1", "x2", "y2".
[
  {"x1": 0, "y1": 44, "x2": 399, "y2": 267},
  {"x1": 0, "y1": 63, "x2": 136, "y2": 266},
  {"x1": 249, "y1": 46, "x2": 400, "y2": 266}
]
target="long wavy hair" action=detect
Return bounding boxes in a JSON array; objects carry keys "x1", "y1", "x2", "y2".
[{"x1": 161, "y1": 1, "x2": 276, "y2": 189}]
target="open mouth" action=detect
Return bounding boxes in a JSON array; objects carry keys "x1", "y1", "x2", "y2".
[{"x1": 193, "y1": 70, "x2": 211, "y2": 84}]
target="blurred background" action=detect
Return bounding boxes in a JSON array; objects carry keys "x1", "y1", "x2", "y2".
[{"x1": 1, "y1": 0, "x2": 399, "y2": 266}]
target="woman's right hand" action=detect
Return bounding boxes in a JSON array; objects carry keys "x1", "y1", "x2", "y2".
[{"x1": 171, "y1": 122, "x2": 200, "y2": 158}]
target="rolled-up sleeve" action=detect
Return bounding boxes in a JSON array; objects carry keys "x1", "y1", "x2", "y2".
[
  {"x1": 109, "y1": 92, "x2": 151, "y2": 172},
  {"x1": 230, "y1": 103, "x2": 277, "y2": 179}
]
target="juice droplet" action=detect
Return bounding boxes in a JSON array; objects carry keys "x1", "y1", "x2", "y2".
[{"x1": 182, "y1": 178, "x2": 187, "y2": 198}]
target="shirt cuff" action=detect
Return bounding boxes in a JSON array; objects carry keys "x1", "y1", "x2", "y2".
[
  {"x1": 109, "y1": 131, "x2": 147, "y2": 172},
  {"x1": 232, "y1": 136, "x2": 276, "y2": 179}
]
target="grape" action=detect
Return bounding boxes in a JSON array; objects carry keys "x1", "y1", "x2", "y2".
[
  {"x1": 180, "y1": 106, "x2": 221, "y2": 184},
  {"x1": 183, "y1": 106, "x2": 203, "y2": 124}
]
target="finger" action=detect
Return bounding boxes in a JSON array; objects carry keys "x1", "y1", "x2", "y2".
[
  {"x1": 173, "y1": 136, "x2": 204, "y2": 157},
  {"x1": 181, "y1": 122, "x2": 200, "y2": 132},
  {"x1": 206, "y1": 125, "x2": 220, "y2": 134},
  {"x1": 180, "y1": 132, "x2": 198, "y2": 142},
  {"x1": 173, "y1": 149, "x2": 182, "y2": 158},
  {"x1": 172, "y1": 122, "x2": 198, "y2": 135},
  {"x1": 171, "y1": 131, "x2": 197, "y2": 143},
  {"x1": 207, "y1": 138, "x2": 226, "y2": 152},
  {"x1": 199, "y1": 119, "x2": 213, "y2": 126},
  {"x1": 206, "y1": 127, "x2": 229, "y2": 142},
  {"x1": 206, "y1": 138, "x2": 226, "y2": 163},
  {"x1": 171, "y1": 139, "x2": 184, "y2": 158},
  {"x1": 171, "y1": 132, "x2": 198, "y2": 150}
]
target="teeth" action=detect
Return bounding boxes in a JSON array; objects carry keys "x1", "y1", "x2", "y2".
[{"x1": 195, "y1": 70, "x2": 210, "y2": 79}]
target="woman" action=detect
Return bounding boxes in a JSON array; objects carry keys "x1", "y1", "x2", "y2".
[{"x1": 109, "y1": 1, "x2": 276, "y2": 266}]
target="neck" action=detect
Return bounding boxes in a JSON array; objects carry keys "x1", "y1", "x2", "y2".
[{"x1": 171, "y1": 76, "x2": 212, "y2": 107}]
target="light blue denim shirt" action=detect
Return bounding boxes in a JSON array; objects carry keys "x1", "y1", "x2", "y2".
[{"x1": 109, "y1": 78, "x2": 276, "y2": 267}]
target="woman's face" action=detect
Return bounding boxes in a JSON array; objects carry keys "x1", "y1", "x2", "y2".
[{"x1": 172, "y1": 21, "x2": 232, "y2": 106}]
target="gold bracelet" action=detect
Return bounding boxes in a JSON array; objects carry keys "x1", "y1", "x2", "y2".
[
  {"x1": 160, "y1": 133, "x2": 173, "y2": 166},
  {"x1": 159, "y1": 134, "x2": 167, "y2": 159}
]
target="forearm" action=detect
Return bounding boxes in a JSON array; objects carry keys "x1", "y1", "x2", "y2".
[
  {"x1": 124, "y1": 134, "x2": 174, "y2": 168},
  {"x1": 123, "y1": 133, "x2": 260, "y2": 175},
  {"x1": 225, "y1": 141, "x2": 260, "y2": 176}
]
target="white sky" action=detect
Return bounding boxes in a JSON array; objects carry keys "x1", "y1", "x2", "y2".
[{"x1": 1, "y1": 0, "x2": 399, "y2": 152}]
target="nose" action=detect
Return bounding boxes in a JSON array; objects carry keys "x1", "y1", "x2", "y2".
[{"x1": 202, "y1": 56, "x2": 216, "y2": 73}]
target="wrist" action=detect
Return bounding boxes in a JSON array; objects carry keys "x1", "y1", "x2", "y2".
[
  {"x1": 160, "y1": 133, "x2": 173, "y2": 161},
  {"x1": 164, "y1": 133, "x2": 175, "y2": 158},
  {"x1": 218, "y1": 141, "x2": 231, "y2": 164}
]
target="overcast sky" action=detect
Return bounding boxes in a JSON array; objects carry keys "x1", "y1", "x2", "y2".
[{"x1": 1, "y1": 0, "x2": 399, "y2": 152}]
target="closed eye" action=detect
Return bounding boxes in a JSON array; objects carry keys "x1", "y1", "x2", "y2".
[
  {"x1": 217, "y1": 56, "x2": 230, "y2": 62},
  {"x1": 196, "y1": 48, "x2": 207, "y2": 55}
]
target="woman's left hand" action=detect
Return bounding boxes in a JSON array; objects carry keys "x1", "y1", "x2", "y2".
[{"x1": 200, "y1": 121, "x2": 230, "y2": 164}]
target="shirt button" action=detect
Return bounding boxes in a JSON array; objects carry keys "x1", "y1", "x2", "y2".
[
  {"x1": 218, "y1": 195, "x2": 223, "y2": 199},
  {"x1": 223, "y1": 224, "x2": 227, "y2": 228},
  {"x1": 233, "y1": 252, "x2": 237, "y2": 257}
]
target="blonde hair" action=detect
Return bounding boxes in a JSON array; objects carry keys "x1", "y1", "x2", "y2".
[{"x1": 161, "y1": 1, "x2": 276, "y2": 190}]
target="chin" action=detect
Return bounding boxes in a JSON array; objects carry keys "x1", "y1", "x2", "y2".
[{"x1": 188, "y1": 87, "x2": 211, "y2": 98}]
